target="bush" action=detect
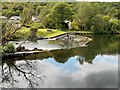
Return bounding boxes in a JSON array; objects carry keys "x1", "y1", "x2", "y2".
[
  {"x1": 71, "y1": 22, "x2": 79, "y2": 30},
  {"x1": 0, "y1": 46, "x2": 5, "y2": 57},
  {"x1": 4, "y1": 44, "x2": 16, "y2": 53}
]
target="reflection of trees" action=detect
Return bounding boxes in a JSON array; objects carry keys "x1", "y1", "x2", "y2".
[
  {"x1": 1, "y1": 59, "x2": 45, "y2": 88},
  {"x1": 2, "y1": 35, "x2": 119, "y2": 66},
  {"x1": 50, "y1": 35, "x2": 119, "y2": 64},
  {"x1": 76, "y1": 56, "x2": 93, "y2": 65},
  {"x1": 50, "y1": 49, "x2": 70, "y2": 63},
  {"x1": 3, "y1": 51, "x2": 52, "y2": 61}
]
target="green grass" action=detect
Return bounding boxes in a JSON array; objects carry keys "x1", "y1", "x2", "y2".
[
  {"x1": 15, "y1": 28, "x2": 66, "y2": 39},
  {"x1": 37, "y1": 29, "x2": 66, "y2": 38},
  {"x1": 15, "y1": 27, "x2": 30, "y2": 39},
  {"x1": 68, "y1": 31, "x2": 93, "y2": 34},
  {"x1": 15, "y1": 27, "x2": 92, "y2": 39}
]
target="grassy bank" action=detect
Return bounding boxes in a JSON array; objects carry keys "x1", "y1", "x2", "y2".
[
  {"x1": 14, "y1": 27, "x2": 120, "y2": 40},
  {"x1": 14, "y1": 27, "x2": 67, "y2": 39},
  {"x1": 14, "y1": 27, "x2": 94, "y2": 39},
  {"x1": 37, "y1": 29, "x2": 66, "y2": 38}
]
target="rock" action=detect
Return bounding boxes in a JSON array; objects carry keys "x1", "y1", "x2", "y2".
[
  {"x1": 47, "y1": 29, "x2": 52, "y2": 32},
  {"x1": 33, "y1": 47, "x2": 39, "y2": 51},
  {"x1": 37, "y1": 36, "x2": 46, "y2": 40},
  {"x1": 17, "y1": 46, "x2": 25, "y2": 52},
  {"x1": 33, "y1": 47, "x2": 43, "y2": 51},
  {"x1": 15, "y1": 42, "x2": 19, "y2": 44}
]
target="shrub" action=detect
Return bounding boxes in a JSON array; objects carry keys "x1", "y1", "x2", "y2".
[
  {"x1": 4, "y1": 44, "x2": 16, "y2": 53},
  {"x1": 0, "y1": 46, "x2": 5, "y2": 57},
  {"x1": 71, "y1": 22, "x2": 79, "y2": 30}
]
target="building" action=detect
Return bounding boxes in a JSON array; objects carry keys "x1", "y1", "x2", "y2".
[
  {"x1": 10, "y1": 16, "x2": 21, "y2": 24},
  {"x1": 32, "y1": 16, "x2": 40, "y2": 22},
  {"x1": 64, "y1": 20, "x2": 72, "y2": 30}
]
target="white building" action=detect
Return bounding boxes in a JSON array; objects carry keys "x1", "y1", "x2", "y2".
[
  {"x1": 10, "y1": 16, "x2": 21, "y2": 24},
  {"x1": 64, "y1": 20, "x2": 72, "y2": 30}
]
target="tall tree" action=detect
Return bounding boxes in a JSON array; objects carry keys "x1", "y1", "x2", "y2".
[
  {"x1": 20, "y1": 6, "x2": 33, "y2": 26},
  {"x1": 75, "y1": 2, "x2": 96, "y2": 31},
  {"x1": 45, "y1": 2, "x2": 74, "y2": 29}
]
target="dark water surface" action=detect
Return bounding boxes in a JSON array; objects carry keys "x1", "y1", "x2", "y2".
[{"x1": 0, "y1": 35, "x2": 119, "y2": 88}]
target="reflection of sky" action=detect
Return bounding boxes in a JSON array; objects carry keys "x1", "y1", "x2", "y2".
[
  {"x1": 93, "y1": 54, "x2": 118, "y2": 64},
  {"x1": 38, "y1": 54, "x2": 118, "y2": 88},
  {"x1": 43, "y1": 56, "x2": 80, "y2": 73},
  {"x1": 0, "y1": 54, "x2": 118, "y2": 88}
]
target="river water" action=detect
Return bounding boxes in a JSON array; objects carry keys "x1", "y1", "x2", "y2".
[{"x1": 0, "y1": 35, "x2": 119, "y2": 88}]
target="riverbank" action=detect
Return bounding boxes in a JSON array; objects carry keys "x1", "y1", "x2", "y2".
[
  {"x1": 14, "y1": 27, "x2": 120, "y2": 40},
  {"x1": 2, "y1": 33, "x2": 92, "y2": 59},
  {"x1": 14, "y1": 27, "x2": 94, "y2": 40},
  {"x1": 14, "y1": 27, "x2": 67, "y2": 39}
]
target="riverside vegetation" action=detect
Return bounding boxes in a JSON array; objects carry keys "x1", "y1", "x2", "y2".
[
  {"x1": 0, "y1": 2, "x2": 120, "y2": 56},
  {"x1": 0, "y1": 2, "x2": 120, "y2": 88}
]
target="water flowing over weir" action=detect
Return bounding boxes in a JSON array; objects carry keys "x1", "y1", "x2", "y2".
[
  {"x1": 4, "y1": 35, "x2": 92, "y2": 58},
  {"x1": 9, "y1": 34, "x2": 92, "y2": 50}
]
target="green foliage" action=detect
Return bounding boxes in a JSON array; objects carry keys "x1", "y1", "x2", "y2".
[
  {"x1": 0, "y1": 46, "x2": 5, "y2": 56},
  {"x1": 14, "y1": 10, "x2": 21, "y2": 16},
  {"x1": 75, "y1": 2, "x2": 96, "y2": 30},
  {"x1": 2, "y1": 9, "x2": 14, "y2": 18},
  {"x1": 31, "y1": 22, "x2": 39, "y2": 29},
  {"x1": 71, "y1": 21, "x2": 79, "y2": 30},
  {"x1": 74, "y1": 2, "x2": 120, "y2": 33},
  {"x1": 44, "y1": 2, "x2": 74, "y2": 29},
  {"x1": 91, "y1": 14, "x2": 119, "y2": 33},
  {"x1": 28, "y1": 22, "x2": 40, "y2": 41},
  {"x1": 1, "y1": 2, "x2": 120, "y2": 34},
  {"x1": 14, "y1": 27, "x2": 30, "y2": 39},
  {"x1": 4, "y1": 44, "x2": 16, "y2": 53},
  {"x1": 20, "y1": 7, "x2": 33, "y2": 26}
]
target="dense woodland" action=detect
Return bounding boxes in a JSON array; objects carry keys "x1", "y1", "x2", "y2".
[{"x1": 1, "y1": 2, "x2": 120, "y2": 33}]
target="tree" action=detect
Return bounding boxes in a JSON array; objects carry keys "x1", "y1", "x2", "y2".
[
  {"x1": 91, "y1": 14, "x2": 105, "y2": 33},
  {"x1": 45, "y1": 2, "x2": 74, "y2": 29},
  {"x1": 20, "y1": 6, "x2": 33, "y2": 26},
  {"x1": 1, "y1": 4, "x2": 33, "y2": 45},
  {"x1": 28, "y1": 22, "x2": 39, "y2": 41},
  {"x1": 1, "y1": 19, "x2": 21, "y2": 45},
  {"x1": 1, "y1": 59, "x2": 44, "y2": 87},
  {"x1": 75, "y1": 2, "x2": 95, "y2": 31}
]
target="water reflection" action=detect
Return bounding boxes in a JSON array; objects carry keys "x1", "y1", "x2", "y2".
[
  {"x1": 1, "y1": 55, "x2": 118, "y2": 88},
  {"x1": 1, "y1": 59, "x2": 45, "y2": 88},
  {"x1": 41, "y1": 55, "x2": 118, "y2": 88},
  {"x1": 1, "y1": 35, "x2": 119, "y2": 88}
]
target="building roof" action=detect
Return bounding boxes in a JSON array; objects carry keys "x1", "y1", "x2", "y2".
[{"x1": 10, "y1": 16, "x2": 21, "y2": 20}]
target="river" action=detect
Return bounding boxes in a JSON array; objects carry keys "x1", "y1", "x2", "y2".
[{"x1": 0, "y1": 35, "x2": 119, "y2": 88}]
